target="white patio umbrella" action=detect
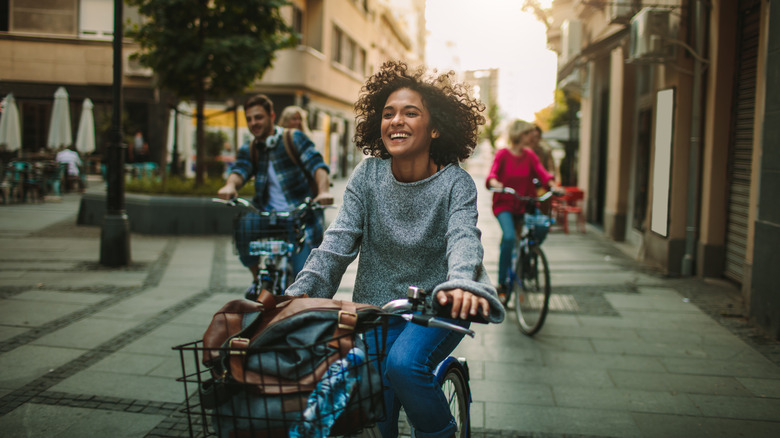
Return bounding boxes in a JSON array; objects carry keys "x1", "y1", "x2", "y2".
[
  {"x1": 47, "y1": 86, "x2": 72, "y2": 149},
  {"x1": 0, "y1": 93, "x2": 22, "y2": 152},
  {"x1": 75, "y1": 98, "x2": 95, "y2": 154},
  {"x1": 166, "y1": 101, "x2": 194, "y2": 176}
]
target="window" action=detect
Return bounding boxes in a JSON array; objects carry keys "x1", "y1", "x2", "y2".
[
  {"x1": 355, "y1": 48, "x2": 366, "y2": 76},
  {"x1": 79, "y1": 0, "x2": 113, "y2": 39},
  {"x1": 304, "y1": 0, "x2": 323, "y2": 52},
  {"x1": 292, "y1": 5, "x2": 303, "y2": 41},
  {"x1": 344, "y1": 37, "x2": 355, "y2": 70},
  {"x1": 12, "y1": 0, "x2": 77, "y2": 35},
  {"x1": 0, "y1": 0, "x2": 9, "y2": 32},
  {"x1": 332, "y1": 25, "x2": 364, "y2": 74},
  {"x1": 332, "y1": 27, "x2": 342, "y2": 63}
]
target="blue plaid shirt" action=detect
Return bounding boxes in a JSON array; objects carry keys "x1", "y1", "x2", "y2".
[{"x1": 230, "y1": 126, "x2": 329, "y2": 244}]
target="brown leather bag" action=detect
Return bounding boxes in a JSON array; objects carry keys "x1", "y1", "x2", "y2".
[{"x1": 200, "y1": 291, "x2": 385, "y2": 436}]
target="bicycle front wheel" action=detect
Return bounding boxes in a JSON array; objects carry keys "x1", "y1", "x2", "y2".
[
  {"x1": 514, "y1": 245, "x2": 551, "y2": 336},
  {"x1": 441, "y1": 361, "x2": 470, "y2": 438}
]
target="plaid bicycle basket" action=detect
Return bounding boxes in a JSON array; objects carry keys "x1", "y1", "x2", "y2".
[
  {"x1": 234, "y1": 209, "x2": 309, "y2": 257},
  {"x1": 173, "y1": 295, "x2": 386, "y2": 438}
]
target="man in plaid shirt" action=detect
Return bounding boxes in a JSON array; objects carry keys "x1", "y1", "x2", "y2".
[{"x1": 218, "y1": 94, "x2": 334, "y2": 297}]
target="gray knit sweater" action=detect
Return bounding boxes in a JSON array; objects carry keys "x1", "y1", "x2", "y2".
[{"x1": 286, "y1": 157, "x2": 505, "y2": 323}]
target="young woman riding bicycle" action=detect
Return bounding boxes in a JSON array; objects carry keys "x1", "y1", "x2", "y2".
[
  {"x1": 487, "y1": 119, "x2": 556, "y2": 304},
  {"x1": 285, "y1": 60, "x2": 505, "y2": 438}
]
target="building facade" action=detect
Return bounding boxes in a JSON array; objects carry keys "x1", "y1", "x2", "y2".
[
  {"x1": 546, "y1": 0, "x2": 779, "y2": 338},
  {"x1": 0, "y1": 0, "x2": 426, "y2": 178},
  {"x1": 464, "y1": 68, "x2": 499, "y2": 114}
]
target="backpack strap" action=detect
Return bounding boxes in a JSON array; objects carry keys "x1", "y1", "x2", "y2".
[
  {"x1": 249, "y1": 137, "x2": 264, "y2": 178},
  {"x1": 282, "y1": 128, "x2": 318, "y2": 196}
]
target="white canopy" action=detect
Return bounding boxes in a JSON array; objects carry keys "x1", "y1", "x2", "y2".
[
  {"x1": 75, "y1": 98, "x2": 96, "y2": 154},
  {"x1": 47, "y1": 86, "x2": 72, "y2": 149},
  {"x1": 0, "y1": 93, "x2": 22, "y2": 152}
]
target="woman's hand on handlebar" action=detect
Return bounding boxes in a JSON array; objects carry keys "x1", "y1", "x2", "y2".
[
  {"x1": 436, "y1": 289, "x2": 490, "y2": 320},
  {"x1": 487, "y1": 178, "x2": 503, "y2": 190}
]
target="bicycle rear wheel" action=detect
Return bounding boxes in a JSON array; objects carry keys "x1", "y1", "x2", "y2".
[
  {"x1": 440, "y1": 360, "x2": 470, "y2": 438},
  {"x1": 514, "y1": 245, "x2": 551, "y2": 336}
]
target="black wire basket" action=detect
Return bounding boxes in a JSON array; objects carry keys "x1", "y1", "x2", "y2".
[{"x1": 173, "y1": 321, "x2": 387, "y2": 438}]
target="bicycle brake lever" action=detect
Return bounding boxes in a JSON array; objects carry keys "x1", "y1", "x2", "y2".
[{"x1": 400, "y1": 314, "x2": 476, "y2": 338}]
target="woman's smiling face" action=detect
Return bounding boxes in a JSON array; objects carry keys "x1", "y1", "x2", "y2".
[{"x1": 381, "y1": 87, "x2": 438, "y2": 162}]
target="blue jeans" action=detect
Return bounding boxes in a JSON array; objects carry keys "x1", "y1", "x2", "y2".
[
  {"x1": 366, "y1": 317, "x2": 467, "y2": 438},
  {"x1": 496, "y1": 211, "x2": 518, "y2": 287}
]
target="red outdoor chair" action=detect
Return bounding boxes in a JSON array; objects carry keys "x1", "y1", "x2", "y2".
[{"x1": 561, "y1": 187, "x2": 586, "y2": 234}]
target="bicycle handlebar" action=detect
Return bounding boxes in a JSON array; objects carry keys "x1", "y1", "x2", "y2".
[
  {"x1": 212, "y1": 197, "x2": 335, "y2": 216},
  {"x1": 379, "y1": 285, "x2": 493, "y2": 338},
  {"x1": 488, "y1": 186, "x2": 560, "y2": 202}
]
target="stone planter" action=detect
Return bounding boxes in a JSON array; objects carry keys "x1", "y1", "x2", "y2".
[{"x1": 77, "y1": 192, "x2": 237, "y2": 235}]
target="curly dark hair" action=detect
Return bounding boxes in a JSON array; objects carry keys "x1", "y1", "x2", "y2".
[{"x1": 353, "y1": 60, "x2": 486, "y2": 165}]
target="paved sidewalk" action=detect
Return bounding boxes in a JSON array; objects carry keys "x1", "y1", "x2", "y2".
[{"x1": 0, "y1": 154, "x2": 779, "y2": 437}]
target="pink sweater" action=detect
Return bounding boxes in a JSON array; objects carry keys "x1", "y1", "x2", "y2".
[{"x1": 486, "y1": 147, "x2": 553, "y2": 216}]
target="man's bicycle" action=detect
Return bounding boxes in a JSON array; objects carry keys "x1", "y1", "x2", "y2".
[
  {"x1": 489, "y1": 187, "x2": 557, "y2": 336},
  {"x1": 213, "y1": 197, "x2": 328, "y2": 298},
  {"x1": 173, "y1": 285, "x2": 481, "y2": 437}
]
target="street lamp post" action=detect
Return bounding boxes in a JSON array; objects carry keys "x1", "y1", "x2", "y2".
[
  {"x1": 100, "y1": 0, "x2": 131, "y2": 266},
  {"x1": 171, "y1": 105, "x2": 180, "y2": 176}
]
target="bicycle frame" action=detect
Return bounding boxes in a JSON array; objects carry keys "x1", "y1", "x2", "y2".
[
  {"x1": 490, "y1": 187, "x2": 557, "y2": 336},
  {"x1": 491, "y1": 187, "x2": 553, "y2": 294}
]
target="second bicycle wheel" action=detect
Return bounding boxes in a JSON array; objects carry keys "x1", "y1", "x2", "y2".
[
  {"x1": 440, "y1": 361, "x2": 470, "y2": 438},
  {"x1": 514, "y1": 245, "x2": 551, "y2": 336}
]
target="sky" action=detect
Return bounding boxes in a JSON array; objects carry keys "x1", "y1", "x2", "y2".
[{"x1": 424, "y1": 0, "x2": 557, "y2": 123}]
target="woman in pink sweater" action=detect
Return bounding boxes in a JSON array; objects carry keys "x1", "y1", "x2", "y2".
[{"x1": 486, "y1": 119, "x2": 555, "y2": 302}]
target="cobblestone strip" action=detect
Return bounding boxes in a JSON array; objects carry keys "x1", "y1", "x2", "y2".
[
  {"x1": 0, "y1": 239, "x2": 187, "y2": 415},
  {"x1": 0, "y1": 239, "x2": 176, "y2": 354},
  {"x1": 28, "y1": 391, "x2": 181, "y2": 416},
  {"x1": 0, "y1": 285, "x2": 221, "y2": 416}
]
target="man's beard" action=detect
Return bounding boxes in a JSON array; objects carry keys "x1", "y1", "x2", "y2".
[{"x1": 252, "y1": 125, "x2": 271, "y2": 139}]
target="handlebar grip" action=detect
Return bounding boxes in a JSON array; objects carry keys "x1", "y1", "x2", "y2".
[
  {"x1": 409, "y1": 314, "x2": 476, "y2": 338},
  {"x1": 432, "y1": 300, "x2": 490, "y2": 324}
]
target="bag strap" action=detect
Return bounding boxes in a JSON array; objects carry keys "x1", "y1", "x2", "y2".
[
  {"x1": 255, "y1": 288, "x2": 278, "y2": 310},
  {"x1": 250, "y1": 137, "x2": 261, "y2": 178},
  {"x1": 283, "y1": 128, "x2": 318, "y2": 195}
]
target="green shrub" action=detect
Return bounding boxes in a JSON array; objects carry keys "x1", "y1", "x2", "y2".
[{"x1": 126, "y1": 176, "x2": 256, "y2": 197}]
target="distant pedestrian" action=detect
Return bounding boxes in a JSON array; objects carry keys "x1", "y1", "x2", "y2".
[
  {"x1": 55, "y1": 145, "x2": 83, "y2": 192},
  {"x1": 131, "y1": 130, "x2": 148, "y2": 162},
  {"x1": 530, "y1": 124, "x2": 557, "y2": 180},
  {"x1": 278, "y1": 105, "x2": 312, "y2": 135}
]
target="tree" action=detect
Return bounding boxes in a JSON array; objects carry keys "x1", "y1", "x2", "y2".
[
  {"x1": 533, "y1": 105, "x2": 554, "y2": 132},
  {"x1": 521, "y1": 0, "x2": 552, "y2": 31},
  {"x1": 549, "y1": 88, "x2": 580, "y2": 129},
  {"x1": 126, "y1": 0, "x2": 297, "y2": 185},
  {"x1": 480, "y1": 103, "x2": 503, "y2": 151}
]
